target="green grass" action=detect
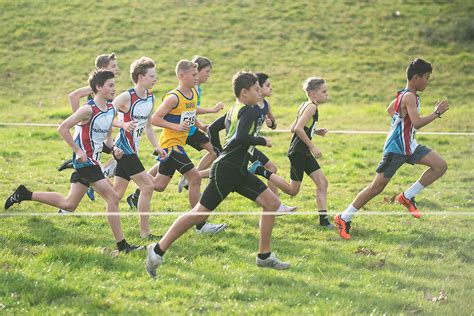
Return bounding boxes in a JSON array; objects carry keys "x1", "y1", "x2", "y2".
[{"x1": 1, "y1": 0, "x2": 473, "y2": 314}]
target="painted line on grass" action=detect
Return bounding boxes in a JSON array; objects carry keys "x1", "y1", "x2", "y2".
[
  {"x1": 0, "y1": 211, "x2": 472, "y2": 217},
  {"x1": 1, "y1": 122, "x2": 473, "y2": 136}
]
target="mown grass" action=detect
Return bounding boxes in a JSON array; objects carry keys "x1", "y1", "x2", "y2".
[{"x1": 1, "y1": 0, "x2": 473, "y2": 314}]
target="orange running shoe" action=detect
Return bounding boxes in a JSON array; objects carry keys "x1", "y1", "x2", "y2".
[
  {"x1": 398, "y1": 193, "x2": 421, "y2": 218},
  {"x1": 334, "y1": 214, "x2": 352, "y2": 240}
]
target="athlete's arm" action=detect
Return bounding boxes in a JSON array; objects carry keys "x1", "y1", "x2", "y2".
[
  {"x1": 386, "y1": 98, "x2": 396, "y2": 117},
  {"x1": 68, "y1": 86, "x2": 92, "y2": 113},
  {"x1": 235, "y1": 107, "x2": 267, "y2": 146},
  {"x1": 404, "y1": 93, "x2": 449, "y2": 129},
  {"x1": 57, "y1": 105, "x2": 93, "y2": 161},
  {"x1": 194, "y1": 118, "x2": 206, "y2": 131},
  {"x1": 112, "y1": 92, "x2": 137, "y2": 131},
  {"x1": 145, "y1": 115, "x2": 164, "y2": 158},
  {"x1": 208, "y1": 114, "x2": 226, "y2": 155},
  {"x1": 196, "y1": 102, "x2": 224, "y2": 114},
  {"x1": 266, "y1": 102, "x2": 277, "y2": 129},
  {"x1": 293, "y1": 103, "x2": 317, "y2": 149},
  {"x1": 151, "y1": 95, "x2": 188, "y2": 131}
]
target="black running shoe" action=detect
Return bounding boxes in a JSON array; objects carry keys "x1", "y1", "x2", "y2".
[
  {"x1": 142, "y1": 233, "x2": 162, "y2": 241},
  {"x1": 4, "y1": 185, "x2": 29, "y2": 210},
  {"x1": 319, "y1": 216, "x2": 335, "y2": 229},
  {"x1": 119, "y1": 243, "x2": 144, "y2": 254},
  {"x1": 58, "y1": 158, "x2": 73, "y2": 172},
  {"x1": 126, "y1": 193, "x2": 138, "y2": 209}
]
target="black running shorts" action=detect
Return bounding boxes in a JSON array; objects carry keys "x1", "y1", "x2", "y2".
[
  {"x1": 186, "y1": 130, "x2": 210, "y2": 151},
  {"x1": 158, "y1": 147, "x2": 195, "y2": 177},
  {"x1": 115, "y1": 154, "x2": 145, "y2": 181},
  {"x1": 70, "y1": 165, "x2": 105, "y2": 187},
  {"x1": 288, "y1": 152, "x2": 321, "y2": 181},
  {"x1": 376, "y1": 145, "x2": 432, "y2": 178},
  {"x1": 200, "y1": 161, "x2": 268, "y2": 211}
]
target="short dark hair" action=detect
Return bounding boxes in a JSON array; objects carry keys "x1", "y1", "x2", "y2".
[
  {"x1": 95, "y1": 53, "x2": 116, "y2": 69},
  {"x1": 255, "y1": 72, "x2": 269, "y2": 87},
  {"x1": 406, "y1": 58, "x2": 432, "y2": 80},
  {"x1": 191, "y1": 55, "x2": 212, "y2": 71},
  {"x1": 232, "y1": 71, "x2": 258, "y2": 98},
  {"x1": 89, "y1": 70, "x2": 114, "y2": 93}
]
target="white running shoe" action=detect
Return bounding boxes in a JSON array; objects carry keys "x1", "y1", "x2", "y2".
[
  {"x1": 102, "y1": 159, "x2": 117, "y2": 178},
  {"x1": 256, "y1": 253, "x2": 290, "y2": 270},
  {"x1": 146, "y1": 243, "x2": 164, "y2": 278},
  {"x1": 195, "y1": 222, "x2": 227, "y2": 234},
  {"x1": 177, "y1": 176, "x2": 188, "y2": 193},
  {"x1": 276, "y1": 203, "x2": 298, "y2": 216}
]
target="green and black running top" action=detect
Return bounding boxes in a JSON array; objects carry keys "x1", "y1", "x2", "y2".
[
  {"x1": 288, "y1": 102, "x2": 319, "y2": 156},
  {"x1": 214, "y1": 103, "x2": 267, "y2": 174}
]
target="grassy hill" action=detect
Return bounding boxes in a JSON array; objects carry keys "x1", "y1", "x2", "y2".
[{"x1": 0, "y1": 0, "x2": 473, "y2": 314}]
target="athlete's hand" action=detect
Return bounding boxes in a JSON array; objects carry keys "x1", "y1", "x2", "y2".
[
  {"x1": 315, "y1": 128, "x2": 328, "y2": 137},
  {"x1": 75, "y1": 148, "x2": 87, "y2": 163},
  {"x1": 123, "y1": 121, "x2": 138, "y2": 133},
  {"x1": 154, "y1": 147, "x2": 166, "y2": 160},
  {"x1": 435, "y1": 100, "x2": 449, "y2": 115},
  {"x1": 310, "y1": 146, "x2": 322, "y2": 159},
  {"x1": 265, "y1": 117, "x2": 275, "y2": 128},
  {"x1": 113, "y1": 147, "x2": 124, "y2": 160},
  {"x1": 213, "y1": 102, "x2": 224, "y2": 113},
  {"x1": 176, "y1": 122, "x2": 190, "y2": 132},
  {"x1": 263, "y1": 137, "x2": 272, "y2": 147}
]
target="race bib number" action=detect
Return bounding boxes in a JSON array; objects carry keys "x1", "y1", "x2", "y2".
[{"x1": 180, "y1": 110, "x2": 196, "y2": 127}]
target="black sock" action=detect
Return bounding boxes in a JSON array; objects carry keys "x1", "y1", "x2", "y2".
[
  {"x1": 258, "y1": 252, "x2": 271, "y2": 260},
  {"x1": 116, "y1": 239, "x2": 128, "y2": 251},
  {"x1": 196, "y1": 221, "x2": 206, "y2": 230},
  {"x1": 154, "y1": 243, "x2": 165, "y2": 256},
  {"x1": 255, "y1": 166, "x2": 273, "y2": 180}
]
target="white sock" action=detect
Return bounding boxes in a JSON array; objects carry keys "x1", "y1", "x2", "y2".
[
  {"x1": 58, "y1": 209, "x2": 72, "y2": 214},
  {"x1": 403, "y1": 181, "x2": 425, "y2": 200},
  {"x1": 341, "y1": 204, "x2": 358, "y2": 222}
]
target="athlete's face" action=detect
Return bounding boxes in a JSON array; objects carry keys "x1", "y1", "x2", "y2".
[
  {"x1": 243, "y1": 82, "x2": 261, "y2": 105},
  {"x1": 181, "y1": 67, "x2": 199, "y2": 88},
  {"x1": 261, "y1": 79, "x2": 272, "y2": 97},
  {"x1": 105, "y1": 60, "x2": 120, "y2": 76},
  {"x1": 139, "y1": 67, "x2": 157, "y2": 89},
  {"x1": 414, "y1": 72, "x2": 430, "y2": 91},
  {"x1": 198, "y1": 66, "x2": 211, "y2": 84},
  {"x1": 98, "y1": 78, "x2": 116, "y2": 100},
  {"x1": 311, "y1": 84, "x2": 328, "y2": 104}
]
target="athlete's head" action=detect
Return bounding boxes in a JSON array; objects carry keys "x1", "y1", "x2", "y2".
[
  {"x1": 406, "y1": 58, "x2": 432, "y2": 91},
  {"x1": 191, "y1": 55, "x2": 212, "y2": 85},
  {"x1": 256, "y1": 72, "x2": 272, "y2": 98},
  {"x1": 233, "y1": 71, "x2": 260, "y2": 105},
  {"x1": 130, "y1": 57, "x2": 156, "y2": 89},
  {"x1": 95, "y1": 53, "x2": 119, "y2": 76},
  {"x1": 303, "y1": 77, "x2": 328, "y2": 104},
  {"x1": 89, "y1": 70, "x2": 115, "y2": 99},
  {"x1": 176, "y1": 59, "x2": 199, "y2": 88}
]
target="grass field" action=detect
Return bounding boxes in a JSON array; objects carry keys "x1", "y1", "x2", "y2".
[{"x1": 1, "y1": 0, "x2": 473, "y2": 314}]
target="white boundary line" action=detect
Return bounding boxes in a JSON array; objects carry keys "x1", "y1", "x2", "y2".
[
  {"x1": 0, "y1": 211, "x2": 472, "y2": 217},
  {"x1": 1, "y1": 122, "x2": 473, "y2": 136}
]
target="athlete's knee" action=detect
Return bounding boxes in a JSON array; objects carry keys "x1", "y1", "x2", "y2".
[
  {"x1": 107, "y1": 191, "x2": 120, "y2": 206},
  {"x1": 187, "y1": 171, "x2": 202, "y2": 186},
  {"x1": 153, "y1": 183, "x2": 166, "y2": 192},
  {"x1": 265, "y1": 195, "x2": 281, "y2": 212},
  {"x1": 139, "y1": 181, "x2": 154, "y2": 195},
  {"x1": 436, "y1": 159, "x2": 448, "y2": 175},
  {"x1": 63, "y1": 201, "x2": 79, "y2": 212}
]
